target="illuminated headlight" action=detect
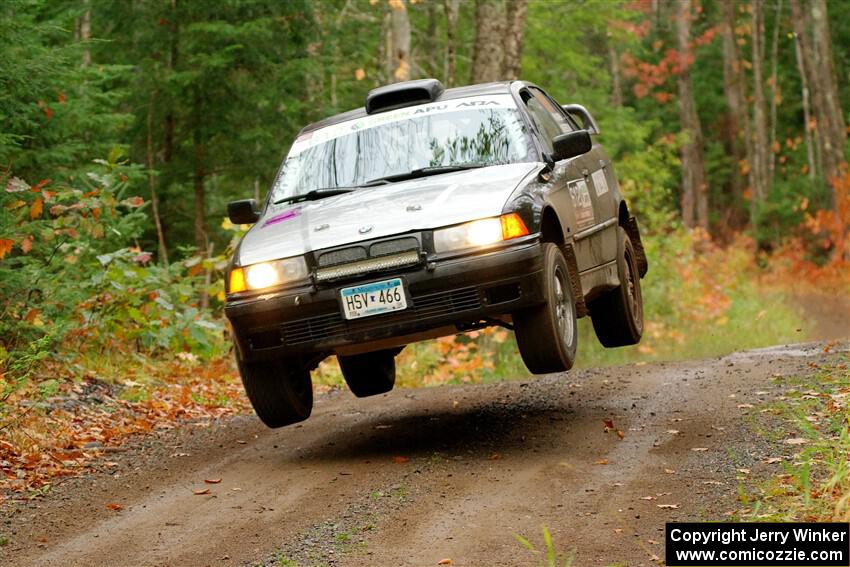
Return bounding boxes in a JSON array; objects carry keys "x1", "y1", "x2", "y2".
[
  {"x1": 433, "y1": 213, "x2": 529, "y2": 253},
  {"x1": 228, "y1": 256, "x2": 309, "y2": 293}
]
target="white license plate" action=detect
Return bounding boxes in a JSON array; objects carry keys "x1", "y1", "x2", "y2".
[{"x1": 340, "y1": 278, "x2": 407, "y2": 320}]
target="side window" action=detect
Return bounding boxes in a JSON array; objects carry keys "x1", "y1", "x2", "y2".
[
  {"x1": 529, "y1": 88, "x2": 574, "y2": 135},
  {"x1": 521, "y1": 88, "x2": 574, "y2": 153}
]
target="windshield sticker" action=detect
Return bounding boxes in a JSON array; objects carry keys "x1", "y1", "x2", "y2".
[
  {"x1": 569, "y1": 179, "x2": 595, "y2": 230},
  {"x1": 289, "y1": 94, "x2": 518, "y2": 156},
  {"x1": 262, "y1": 208, "x2": 300, "y2": 228},
  {"x1": 591, "y1": 168, "x2": 609, "y2": 196}
]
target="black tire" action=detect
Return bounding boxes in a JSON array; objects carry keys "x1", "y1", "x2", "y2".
[
  {"x1": 237, "y1": 354, "x2": 313, "y2": 428},
  {"x1": 590, "y1": 226, "x2": 644, "y2": 347},
  {"x1": 513, "y1": 242, "x2": 578, "y2": 374},
  {"x1": 338, "y1": 349, "x2": 396, "y2": 397}
]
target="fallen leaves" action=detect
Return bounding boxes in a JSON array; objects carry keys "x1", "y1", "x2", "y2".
[
  {"x1": 437, "y1": 559, "x2": 452, "y2": 565},
  {"x1": 594, "y1": 459, "x2": 609, "y2": 465},
  {"x1": 392, "y1": 456, "x2": 410, "y2": 464},
  {"x1": 784, "y1": 437, "x2": 809, "y2": 445},
  {"x1": 105, "y1": 503, "x2": 123, "y2": 511},
  {"x1": 192, "y1": 488, "x2": 211, "y2": 495},
  {"x1": 690, "y1": 447, "x2": 709, "y2": 452},
  {"x1": 1, "y1": 358, "x2": 247, "y2": 496},
  {"x1": 603, "y1": 418, "x2": 625, "y2": 440},
  {"x1": 204, "y1": 478, "x2": 221, "y2": 484},
  {"x1": 657, "y1": 503, "x2": 680, "y2": 509}
]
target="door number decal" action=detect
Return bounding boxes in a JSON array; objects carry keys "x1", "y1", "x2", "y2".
[{"x1": 568, "y1": 179, "x2": 595, "y2": 230}]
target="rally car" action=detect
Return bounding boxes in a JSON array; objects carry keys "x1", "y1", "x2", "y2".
[{"x1": 225, "y1": 79, "x2": 648, "y2": 427}]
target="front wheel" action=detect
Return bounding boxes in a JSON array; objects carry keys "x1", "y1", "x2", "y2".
[
  {"x1": 513, "y1": 242, "x2": 578, "y2": 374},
  {"x1": 237, "y1": 354, "x2": 313, "y2": 428},
  {"x1": 589, "y1": 227, "x2": 644, "y2": 347}
]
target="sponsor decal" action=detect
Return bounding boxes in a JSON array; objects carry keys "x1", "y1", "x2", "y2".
[
  {"x1": 591, "y1": 168, "x2": 609, "y2": 196},
  {"x1": 262, "y1": 208, "x2": 300, "y2": 228},
  {"x1": 569, "y1": 179, "x2": 595, "y2": 230}
]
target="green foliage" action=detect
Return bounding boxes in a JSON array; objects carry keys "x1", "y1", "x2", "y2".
[
  {"x1": 0, "y1": 158, "x2": 227, "y2": 393},
  {"x1": 515, "y1": 526, "x2": 576, "y2": 567}
]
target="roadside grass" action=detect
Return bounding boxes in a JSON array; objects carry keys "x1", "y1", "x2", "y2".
[
  {"x1": 737, "y1": 354, "x2": 850, "y2": 521},
  {"x1": 515, "y1": 526, "x2": 576, "y2": 567}
]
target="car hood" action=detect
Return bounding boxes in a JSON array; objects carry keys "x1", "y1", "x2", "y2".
[{"x1": 237, "y1": 162, "x2": 539, "y2": 265}]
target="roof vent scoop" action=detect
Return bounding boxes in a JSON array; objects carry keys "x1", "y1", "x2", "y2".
[{"x1": 365, "y1": 78, "x2": 445, "y2": 115}]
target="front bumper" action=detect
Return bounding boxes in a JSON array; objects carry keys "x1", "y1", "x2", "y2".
[{"x1": 225, "y1": 240, "x2": 545, "y2": 361}]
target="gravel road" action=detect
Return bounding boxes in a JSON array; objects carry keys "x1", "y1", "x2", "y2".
[{"x1": 3, "y1": 341, "x2": 847, "y2": 567}]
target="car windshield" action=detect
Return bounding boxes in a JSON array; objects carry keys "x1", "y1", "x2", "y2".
[{"x1": 270, "y1": 95, "x2": 535, "y2": 202}]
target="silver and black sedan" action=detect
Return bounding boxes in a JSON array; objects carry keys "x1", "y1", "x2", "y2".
[{"x1": 225, "y1": 78, "x2": 648, "y2": 427}]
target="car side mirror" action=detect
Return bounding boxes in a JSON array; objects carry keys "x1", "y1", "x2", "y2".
[
  {"x1": 227, "y1": 199, "x2": 260, "y2": 224},
  {"x1": 552, "y1": 130, "x2": 592, "y2": 161},
  {"x1": 561, "y1": 104, "x2": 600, "y2": 135}
]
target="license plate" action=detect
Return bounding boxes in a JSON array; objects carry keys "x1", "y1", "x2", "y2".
[{"x1": 340, "y1": 278, "x2": 407, "y2": 320}]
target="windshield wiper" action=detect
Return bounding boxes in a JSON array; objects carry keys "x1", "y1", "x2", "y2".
[
  {"x1": 363, "y1": 163, "x2": 489, "y2": 186},
  {"x1": 274, "y1": 187, "x2": 357, "y2": 205}
]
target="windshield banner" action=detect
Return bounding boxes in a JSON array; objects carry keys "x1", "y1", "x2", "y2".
[{"x1": 289, "y1": 94, "x2": 518, "y2": 156}]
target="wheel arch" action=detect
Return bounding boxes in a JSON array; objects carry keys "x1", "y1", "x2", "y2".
[{"x1": 539, "y1": 206, "x2": 587, "y2": 318}]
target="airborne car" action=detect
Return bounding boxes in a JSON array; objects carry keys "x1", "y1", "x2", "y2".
[{"x1": 225, "y1": 79, "x2": 648, "y2": 428}]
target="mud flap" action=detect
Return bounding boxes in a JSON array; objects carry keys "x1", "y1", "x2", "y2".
[
  {"x1": 561, "y1": 243, "x2": 587, "y2": 318},
  {"x1": 624, "y1": 216, "x2": 648, "y2": 278}
]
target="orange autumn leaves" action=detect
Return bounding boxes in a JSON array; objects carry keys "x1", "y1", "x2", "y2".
[{"x1": 0, "y1": 357, "x2": 248, "y2": 496}]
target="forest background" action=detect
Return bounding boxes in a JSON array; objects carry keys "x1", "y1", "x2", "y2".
[{"x1": 0, "y1": 0, "x2": 847, "y2": 494}]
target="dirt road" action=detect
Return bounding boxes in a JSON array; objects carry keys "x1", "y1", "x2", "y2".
[{"x1": 3, "y1": 341, "x2": 847, "y2": 567}]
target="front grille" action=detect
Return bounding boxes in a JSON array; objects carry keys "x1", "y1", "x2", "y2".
[
  {"x1": 370, "y1": 237, "x2": 419, "y2": 258},
  {"x1": 280, "y1": 287, "x2": 482, "y2": 346},
  {"x1": 315, "y1": 250, "x2": 421, "y2": 282},
  {"x1": 317, "y1": 246, "x2": 367, "y2": 267}
]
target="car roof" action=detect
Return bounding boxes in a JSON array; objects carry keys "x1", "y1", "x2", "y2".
[{"x1": 298, "y1": 81, "x2": 516, "y2": 135}]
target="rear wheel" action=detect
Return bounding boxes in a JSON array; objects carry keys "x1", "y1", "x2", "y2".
[
  {"x1": 237, "y1": 354, "x2": 313, "y2": 428},
  {"x1": 590, "y1": 227, "x2": 644, "y2": 347},
  {"x1": 513, "y1": 242, "x2": 578, "y2": 374},
  {"x1": 338, "y1": 349, "x2": 396, "y2": 397}
]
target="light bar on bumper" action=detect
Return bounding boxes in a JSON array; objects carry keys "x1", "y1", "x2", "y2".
[{"x1": 315, "y1": 250, "x2": 421, "y2": 282}]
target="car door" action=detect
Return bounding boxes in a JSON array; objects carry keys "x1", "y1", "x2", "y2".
[
  {"x1": 521, "y1": 86, "x2": 601, "y2": 274},
  {"x1": 533, "y1": 87, "x2": 619, "y2": 272},
  {"x1": 518, "y1": 87, "x2": 588, "y2": 267}
]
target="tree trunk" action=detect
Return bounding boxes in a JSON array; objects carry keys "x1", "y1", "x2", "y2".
[
  {"x1": 608, "y1": 40, "x2": 623, "y2": 108},
  {"x1": 791, "y1": 0, "x2": 824, "y2": 180},
  {"x1": 720, "y1": 0, "x2": 750, "y2": 227},
  {"x1": 750, "y1": 0, "x2": 770, "y2": 204},
  {"x1": 146, "y1": 100, "x2": 169, "y2": 265},
  {"x1": 388, "y1": 0, "x2": 411, "y2": 82},
  {"x1": 423, "y1": 0, "x2": 438, "y2": 77},
  {"x1": 163, "y1": 0, "x2": 178, "y2": 164},
  {"x1": 767, "y1": 0, "x2": 783, "y2": 187},
  {"x1": 809, "y1": 0, "x2": 847, "y2": 191},
  {"x1": 502, "y1": 0, "x2": 528, "y2": 80},
  {"x1": 675, "y1": 0, "x2": 708, "y2": 230},
  {"x1": 192, "y1": 94, "x2": 207, "y2": 253},
  {"x1": 443, "y1": 0, "x2": 460, "y2": 87},
  {"x1": 792, "y1": 10, "x2": 817, "y2": 182},
  {"x1": 471, "y1": 0, "x2": 505, "y2": 83},
  {"x1": 80, "y1": 0, "x2": 91, "y2": 66}
]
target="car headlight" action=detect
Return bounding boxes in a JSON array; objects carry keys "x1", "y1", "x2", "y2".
[
  {"x1": 228, "y1": 256, "x2": 309, "y2": 293},
  {"x1": 433, "y1": 213, "x2": 529, "y2": 253}
]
